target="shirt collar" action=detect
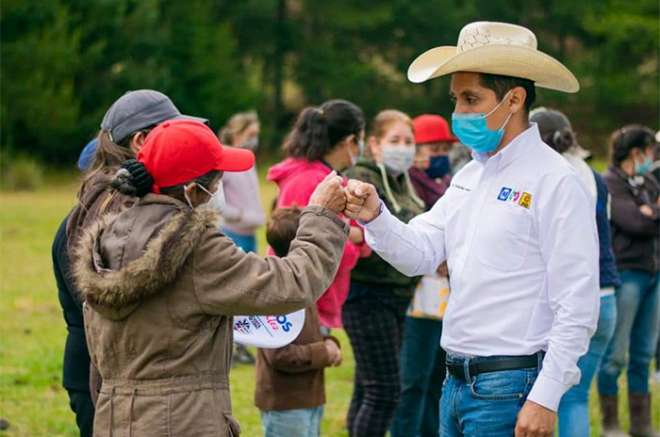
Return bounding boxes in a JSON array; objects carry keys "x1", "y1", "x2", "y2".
[{"x1": 471, "y1": 123, "x2": 541, "y2": 168}]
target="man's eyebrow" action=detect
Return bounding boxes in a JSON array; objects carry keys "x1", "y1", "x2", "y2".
[{"x1": 461, "y1": 89, "x2": 479, "y2": 97}]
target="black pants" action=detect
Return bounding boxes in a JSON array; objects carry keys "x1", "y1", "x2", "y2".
[
  {"x1": 67, "y1": 389, "x2": 94, "y2": 437},
  {"x1": 342, "y1": 283, "x2": 409, "y2": 437}
]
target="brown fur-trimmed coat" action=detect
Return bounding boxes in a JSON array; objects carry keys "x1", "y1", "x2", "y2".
[{"x1": 73, "y1": 194, "x2": 348, "y2": 437}]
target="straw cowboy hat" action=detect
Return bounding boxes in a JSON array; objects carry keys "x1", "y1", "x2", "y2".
[{"x1": 407, "y1": 21, "x2": 579, "y2": 93}]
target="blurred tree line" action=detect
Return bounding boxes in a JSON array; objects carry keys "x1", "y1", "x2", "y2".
[{"x1": 1, "y1": 0, "x2": 658, "y2": 165}]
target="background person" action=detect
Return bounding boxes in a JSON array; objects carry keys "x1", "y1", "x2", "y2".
[
  {"x1": 598, "y1": 125, "x2": 660, "y2": 437},
  {"x1": 342, "y1": 109, "x2": 425, "y2": 437},
  {"x1": 390, "y1": 113, "x2": 453, "y2": 437},
  {"x1": 530, "y1": 107, "x2": 621, "y2": 437},
  {"x1": 218, "y1": 110, "x2": 267, "y2": 366},
  {"x1": 267, "y1": 99, "x2": 365, "y2": 331},
  {"x1": 255, "y1": 206, "x2": 343, "y2": 437},
  {"x1": 72, "y1": 119, "x2": 350, "y2": 436},
  {"x1": 217, "y1": 110, "x2": 265, "y2": 253}
]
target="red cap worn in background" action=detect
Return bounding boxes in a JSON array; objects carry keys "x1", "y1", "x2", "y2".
[
  {"x1": 413, "y1": 114, "x2": 456, "y2": 144},
  {"x1": 137, "y1": 119, "x2": 255, "y2": 193}
]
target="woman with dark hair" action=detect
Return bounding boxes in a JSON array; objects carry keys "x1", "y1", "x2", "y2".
[
  {"x1": 530, "y1": 107, "x2": 621, "y2": 437},
  {"x1": 267, "y1": 99, "x2": 365, "y2": 331},
  {"x1": 597, "y1": 125, "x2": 659, "y2": 437},
  {"x1": 51, "y1": 89, "x2": 205, "y2": 436},
  {"x1": 72, "y1": 119, "x2": 349, "y2": 436}
]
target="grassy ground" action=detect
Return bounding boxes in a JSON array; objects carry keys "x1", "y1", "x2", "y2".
[{"x1": 0, "y1": 169, "x2": 658, "y2": 436}]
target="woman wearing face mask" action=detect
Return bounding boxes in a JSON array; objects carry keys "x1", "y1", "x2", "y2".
[
  {"x1": 342, "y1": 109, "x2": 425, "y2": 437},
  {"x1": 597, "y1": 125, "x2": 660, "y2": 437},
  {"x1": 217, "y1": 111, "x2": 265, "y2": 254},
  {"x1": 408, "y1": 114, "x2": 455, "y2": 205},
  {"x1": 267, "y1": 99, "x2": 365, "y2": 331},
  {"x1": 73, "y1": 119, "x2": 350, "y2": 437},
  {"x1": 217, "y1": 111, "x2": 266, "y2": 366},
  {"x1": 390, "y1": 113, "x2": 454, "y2": 437}
]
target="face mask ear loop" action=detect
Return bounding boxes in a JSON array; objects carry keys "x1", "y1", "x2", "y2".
[
  {"x1": 377, "y1": 163, "x2": 402, "y2": 213},
  {"x1": 485, "y1": 90, "x2": 512, "y2": 118},
  {"x1": 183, "y1": 184, "x2": 195, "y2": 209},
  {"x1": 196, "y1": 183, "x2": 213, "y2": 197},
  {"x1": 498, "y1": 111, "x2": 514, "y2": 131}
]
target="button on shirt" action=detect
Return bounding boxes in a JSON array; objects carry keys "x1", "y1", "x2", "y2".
[{"x1": 363, "y1": 124, "x2": 599, "y2": 411}]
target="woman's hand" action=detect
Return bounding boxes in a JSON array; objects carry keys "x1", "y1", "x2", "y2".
[{"x1": 308, "y1": 171, "x2": 347, "y2": 213}]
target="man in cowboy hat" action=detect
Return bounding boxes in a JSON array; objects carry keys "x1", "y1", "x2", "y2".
[{"x1": 343, "y1": 22, "x2": 598, "y2": 437}]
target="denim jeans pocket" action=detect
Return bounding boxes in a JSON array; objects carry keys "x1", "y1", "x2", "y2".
[{"x1": 469, "y1": 369, "x2": 536, "y2": 401}]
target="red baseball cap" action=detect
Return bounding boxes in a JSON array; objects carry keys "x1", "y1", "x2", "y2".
[
  {"x1": 413, "y1": 114, "x2": 456, "y2": 144},
  {"x1": 137, "y1": 119, "x2": 255, "y2": 193}
]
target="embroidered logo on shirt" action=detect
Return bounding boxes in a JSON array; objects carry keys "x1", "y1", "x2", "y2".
[
  {"x1": 452, "y1": 183, "x2": 472, "y2": 192},
  {"x1": 497, "y1": 187, "x2": 533, "y2": 209}
]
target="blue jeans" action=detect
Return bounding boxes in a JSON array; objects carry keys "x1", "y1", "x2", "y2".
[
  {"x1": 221, "y1": 228, "x2": 257, "y2": 253},
  {"x1": 440, "y1": 355, "x2": 540, "y2": 436},
  {"x1": 598, "y1": 270, "x2": 660, "y2": 396},
  {"x1": 261, "y1": 406, "x2": 324, "y2": 437},
  {"x1": 391, "y1": 317, "x2": 446, "y2": 437},
  {"x1": 558, "y1": 293, "x2": 617, "y2": 437}
]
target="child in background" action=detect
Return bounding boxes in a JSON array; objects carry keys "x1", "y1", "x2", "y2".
[{"x1": 255, "y1": 206, "x2": 343, "y2": 437}]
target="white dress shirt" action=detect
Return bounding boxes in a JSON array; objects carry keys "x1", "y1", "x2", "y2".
[{"x1": 363, "y1": 124, "x2": 599, "y2": 411}]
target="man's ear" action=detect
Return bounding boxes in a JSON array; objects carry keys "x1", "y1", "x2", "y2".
[
  {"x1": 129, "y1": 131, "x2": 148, "y2": 154},
  {"x1": 508, "y1": 87, "x2": 527, "y2": 115}
]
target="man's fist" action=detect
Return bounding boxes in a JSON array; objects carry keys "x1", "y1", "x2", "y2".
[{"x1": 344, "y1": 179, "x2": 381, "y2": 223}]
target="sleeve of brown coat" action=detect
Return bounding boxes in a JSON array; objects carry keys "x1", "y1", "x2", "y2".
[
  {"x1": 260, "y1": 341, "x2": 331, "y2": 373},
  {"x1": 191, "y1": 206, "x2": 348, "y2": 315}
]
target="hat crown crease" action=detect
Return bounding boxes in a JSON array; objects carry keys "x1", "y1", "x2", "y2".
[{"x1": 457, "y1": 23, "x2": 537, "y2": 53}]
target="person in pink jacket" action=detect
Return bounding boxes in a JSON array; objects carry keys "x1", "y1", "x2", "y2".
[{"x1": 267, "y1": 99, "x2": 366, "y2": 330}]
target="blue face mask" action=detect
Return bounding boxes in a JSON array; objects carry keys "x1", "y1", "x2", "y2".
[
  {"x1": 635, "y1": 157, "x2": 653, "y2": 176},
  {"x1": 451, "y1": 93, "x2": 513, "y2": 154},
  {"x1": 425, "y1": 155, "x2": 451, "y2": 179}
]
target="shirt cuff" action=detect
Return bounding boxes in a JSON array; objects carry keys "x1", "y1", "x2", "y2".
[
  {"x1": 361, "y1": 201, "x2": 390, "y2": 230},
  {"x1": 526, "y1": 373, "x2": 571, "y2": 412}
]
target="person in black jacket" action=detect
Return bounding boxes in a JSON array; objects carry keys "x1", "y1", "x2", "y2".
[
  {"x1": 530, "y1": 107, "x2": 622, "y2": 437},
  {"x1": 598, "y1": 125, "x2": 660, "y2": 437},
  {"x1": 52, "y1": 216, "x2": 94, "y2": 436}
]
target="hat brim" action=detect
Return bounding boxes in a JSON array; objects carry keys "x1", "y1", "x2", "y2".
[
  {"x1": 407, "y1": 45, "x2": 579, "y2": 93},
  {"x1": 215, "y1": 146, "x2": 255, "y2": 172},
  {"x1": 175, "y1": 114, "x2": 209, "y2": 125}
]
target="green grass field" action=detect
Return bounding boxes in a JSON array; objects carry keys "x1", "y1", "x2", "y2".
[{"x1": 0, "y1": 170, "x2": 658, "y2": 436}]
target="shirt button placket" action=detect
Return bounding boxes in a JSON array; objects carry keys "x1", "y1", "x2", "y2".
[{"x1": 455, "y1": 158, "x2": 499, "y2": 282}]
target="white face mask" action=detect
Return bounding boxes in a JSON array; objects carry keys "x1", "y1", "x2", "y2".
[
  {"x1": 349, "y1": 139, "x2": 365, "y2": 167},
  {"x1": 185, "y1": 180, "x2": 226, "y2": 212},
  {"x1": 382, "y1": 144, "x2": 415, "y2": 174},
  {"x1": 241, "y1": 137, "x2": 259, "y2": 151}
]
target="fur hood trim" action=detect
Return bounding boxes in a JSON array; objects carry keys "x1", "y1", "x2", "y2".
[{"x1": 73, "y1": 208, "x2": 218, "y2": 310}]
